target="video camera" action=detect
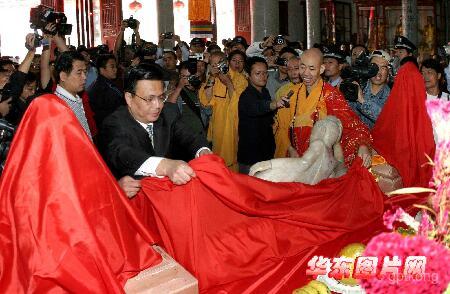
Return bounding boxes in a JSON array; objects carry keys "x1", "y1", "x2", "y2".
[
  {"x1": 339, "y1": 52, "x2": 379, "y2": 102},
  {"x1": 30, "y1": 5, "x2": 72, "y2": 36},
  {"x1": 0, "y1": 119, "x2": 15, "y2": 176}
]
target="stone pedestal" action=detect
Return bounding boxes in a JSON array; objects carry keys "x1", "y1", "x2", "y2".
[{"x1": 124, "y1": 246, "x2": 198, "y2": 294}]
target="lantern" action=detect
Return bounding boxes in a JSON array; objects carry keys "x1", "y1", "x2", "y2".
[
  {"x1": 129, "y1": 1, "x2": 142, "y2": 13},
  {"x1": 174, "y1": 0, "x2": 185, "y2": 9}
]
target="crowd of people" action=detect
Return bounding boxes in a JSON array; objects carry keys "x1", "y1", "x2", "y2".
[{"x1": 0, "y1": 18, "x2": 449, "y2": 197}]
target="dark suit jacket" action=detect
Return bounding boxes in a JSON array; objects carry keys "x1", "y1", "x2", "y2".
[
  {"x1": 88, "y1": 75, "x2": 124, "y2": 127},
  {"x1": 98, "y1": 103, "x2": 208, "y2": 178}
]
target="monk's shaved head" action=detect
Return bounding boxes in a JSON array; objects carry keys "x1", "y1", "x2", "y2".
[
  {"x1": 299, "y1": 48, "x2": 325, "y2": 90},
  {"x1": 300, "y1": 48, "x2": 323, "y2": 66}
]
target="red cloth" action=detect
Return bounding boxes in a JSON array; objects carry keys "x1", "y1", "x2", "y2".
[
  {"x1": 372, "y1": 63, "x2": 435, "y2": 190},
  {"x1": 373, "y1": 62, "x2": 436, "y2": 210},
  {"x1": 136, "y1": 155, "x2": 384, "y2": 292},
  {"x1": 0, "y1": 94, "x2": 161, "y2": 293}
]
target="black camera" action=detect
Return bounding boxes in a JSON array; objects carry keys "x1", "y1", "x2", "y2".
[
  {"x1": 125, "y1": 16, "x2": 138, "y2": 29},
  {"x1": 437, "y1": 45, "x2": 450, "y2": 60},
  {"x1": 0, "y1": 119, "x2": 15, "y2": 176},
  {"x1": 30, "y1": 5, "x2": 72, "y2": 36},
  {"x1": 339, "y1": 53, "x2": 379, "y2": 102},
  {"x1": 275, "y1": 57, "x2": 287, "y2": 67},
  {"x1": 185, "y1": 57, "x2": 202, "y2": 88},
  {"x1": 217, "y1": 59, "x2": 229, "y2": 74},
  {"x1": 163, "y1": 32, "x2": 174, "y2": 39},
  {"x1": 274, "y1": 35, "x2": 285, "y2": 45},
  {"x1": 137, "y1": 42, "x2": 157, "y2": 60}
]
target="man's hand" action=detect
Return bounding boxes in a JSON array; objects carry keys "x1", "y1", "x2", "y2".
[
  {"x1": 133, "y1": 19, "x2": 140, "y2": 33},
  {"x1": 173, "y1": 34, "x2": 181, "y2": 43},
  {"x1": 118, "y1": 176, "x2": 142, "y2": 198},
  {"x1": 120, "y1": 20, "x2": 128, "y2": 32},
  {"x1": 156, "y1": 159, "x2": 196, "y2": 185},
  {"x1": 25, "y1": 34, "x2": 36, "y2": 51},
  {"x1": 352, "y1": 81, "x2": 364, "y2": 104},
  {"x1": 0, "y1": 98, "x2": 12, "y2": 117},
  {"x1": 218, "y1": 73, "x2": 233, "y2": 87},
  {"x1": 358, "y1": 145, "x2": 372, "y2": 168},
  {"x1": 262, "y1": 35, "x2": 275, "y2": 48}
]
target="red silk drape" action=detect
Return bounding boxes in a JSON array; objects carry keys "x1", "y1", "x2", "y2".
[
  {"x1": 135, "y1": 155, "x2": 385, "y2": 292},
  {"x1": 0, "y1": 94, "x2": 161, "y2": 293}
]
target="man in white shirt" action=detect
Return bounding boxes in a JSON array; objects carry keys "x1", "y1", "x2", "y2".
[{"x1": 421, "y1": 58, "x2": 450, "y2": 101}]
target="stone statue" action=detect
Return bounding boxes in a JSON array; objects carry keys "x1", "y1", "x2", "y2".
[
  {"x1": 395, "y1": 15, "x2": 403, "y2": 37},
  {"x1": 249, "y1": 116, "x2": 348, "y2": 184},
  {"x1": 420, "y1": 16, "x2": 436, "y2": 54}
]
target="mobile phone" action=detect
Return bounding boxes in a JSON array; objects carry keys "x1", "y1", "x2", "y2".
[{"x1": 283, "y1": 90, "x2": 294, "y2": 108}]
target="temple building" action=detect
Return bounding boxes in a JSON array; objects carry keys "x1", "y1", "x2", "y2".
[{"x1": 1, "y1": 0, "x2": 448, "y2": 59}]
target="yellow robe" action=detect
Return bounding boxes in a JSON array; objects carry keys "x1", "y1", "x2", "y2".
[
  {"x1": 273, "y1": 82, "x2": 303, "y2": 157},
  {"x1": 199, "y1": 70, "x2": 248, "y2": 170}
]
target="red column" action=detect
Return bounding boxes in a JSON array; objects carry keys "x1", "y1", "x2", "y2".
[{"x1": 234, "y1": 0, "x2": 251, "y2": 43}]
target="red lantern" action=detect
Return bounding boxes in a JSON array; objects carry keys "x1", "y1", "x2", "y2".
[
  {"x1": 129, "y1": 0, "x2": 142, "y2": 13},
  {"x1": 174, "y1": 0, "x2": 185, "y2": 9}
]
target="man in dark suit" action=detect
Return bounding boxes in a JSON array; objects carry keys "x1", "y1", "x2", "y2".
[
  {"x1": 98, "y1": 63, "x2": 211, "y2": 189},
  {"x1": 88, "y1": 54, "x2": 124, "y2": 127}
]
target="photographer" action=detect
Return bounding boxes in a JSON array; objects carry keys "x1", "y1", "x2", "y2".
[
  {"x1": 1, "y1": 34, "x2": 41, "y2": 125},
  {"x1": 114, "y1": 18, "x2": 141, "y2": 63},
  {"x1": 266, "y1": 46, "x2": 298, "y2": 100},
  {"x1": 166, "y1": 61, "x2": 207, "y2": 160},
  {"x1": 246, "y1": 35, "x2": 287, "y2": 59},
  {"x1": 349, "y1": 50, "x2": 391, "y2": 129},
  {"x1": 157, "y1": 33, "x2": 189, "y2": 64},
  {"x1": 199, "y1": 51, "x2": 248, "y2": 171}
]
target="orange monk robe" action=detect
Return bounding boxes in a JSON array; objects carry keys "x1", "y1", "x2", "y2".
[
  {"x1": 286, "y1": 79, "x2": 372, "y2": 165},
  {"x1": 199, "y1": 70, "x2": 248, "y2": 171},
  {"x1": 273, "y1": 82, "x2": 303, "y2": 158}
]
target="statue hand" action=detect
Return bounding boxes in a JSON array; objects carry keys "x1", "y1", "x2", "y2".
[{"x1": 249, "y1": 160, "x2": 272, "y2": 176}]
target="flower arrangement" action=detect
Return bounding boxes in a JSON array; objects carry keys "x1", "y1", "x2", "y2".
[{"x1": 361, "y1": 99, "x2": 450, "y2": 294}]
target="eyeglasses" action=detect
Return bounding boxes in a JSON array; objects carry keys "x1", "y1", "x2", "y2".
[{"x1": 132, "y1": 92, "x2": 168, "y2": 104}]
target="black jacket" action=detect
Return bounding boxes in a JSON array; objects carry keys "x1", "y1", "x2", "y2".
[
  {"x1": 98, "y1": 103, "x2": 208, "y2": 178},
  {"x1": 88, "y1": 75, "x2": 124, "y2": 127},
  {"x1": 237, "y1": 84, "x2": 275, "y2": 165}
]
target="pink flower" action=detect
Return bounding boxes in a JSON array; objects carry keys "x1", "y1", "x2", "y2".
[
  {"x1": 361, "y1": 233, "x2": 450, "y2": 294},
  {"x1": 383, "y1": 207, "x2": 406, "y2": 230}
]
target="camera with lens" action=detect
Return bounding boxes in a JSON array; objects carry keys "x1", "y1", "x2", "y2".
[
  {"x1": 30, "y1": 5, "x2": 72, "y2": 36},
  {"x1": 186, "y1": 57, "x2": 202, "y2": 88},
  {"x1": 437, "y1": 44, "x2": 450, "y2": 61},
  {"x1": 163, "y1": 32, "x2": 174, "y2": 39},
  {"x1": 275, "y1": 57, "x2": 287, "y2": 67},
  {"x1": 0, "y1": 119, "x2": 15, "y2": 176},
  {"x1": 124, "y1": 16, "x2": 138, "y2": 29},
  {"x1": 217, "y1": 59, "x2": 229, "y2": 74},
  {"x1": 137, "y1": 42, "x2": 158, "y2": 62},
  {"x1": 339, "y1": 52, "x2": 379, "y2": 102},
  {"x1": 274, "y1": 35, "x2": 285, "y2": 45}
]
